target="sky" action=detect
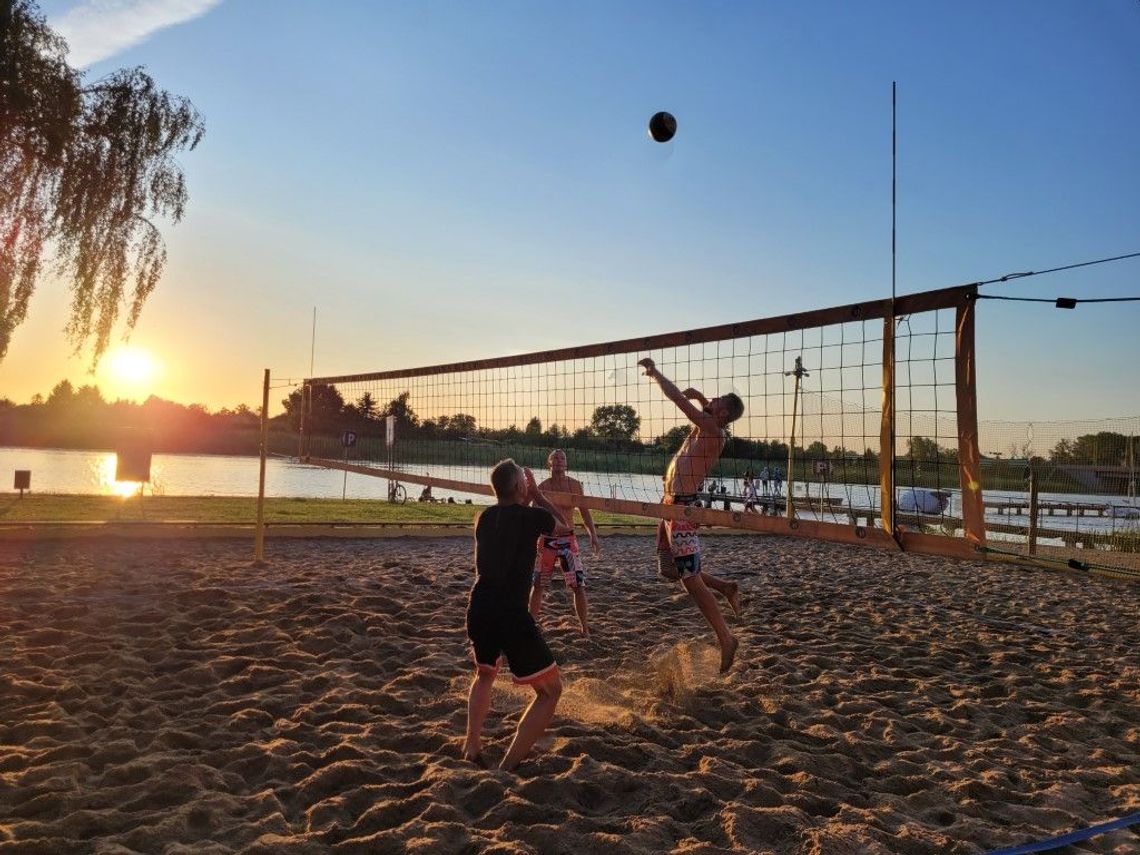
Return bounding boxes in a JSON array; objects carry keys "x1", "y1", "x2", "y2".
[{"x1": 3, "y1": 0, "x2": 1138, "y2": 422}]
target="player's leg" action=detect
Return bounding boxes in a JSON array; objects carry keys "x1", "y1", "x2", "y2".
[
  {"x1": 681, "y1": 573, "x2": 738, "y2": 672},
  {"x1": 501, "y1": 669, "x2": 561, "y2": 772},
  {"x1": 700, "y1": 572, "x2": 742, "y2": 618},
  {"x1": 667, "y1": 524, "x2": 738, "y2": 673},
  {"x1": 463, "y1": 666, "x2": 496, "y2": 764},
  {"x1": 560, "y1": 541, "x2": 589, "y2": 636},
  {"x1": 463, "y1": 606, "x2": 500, "y2": 764},
  {"x1": 500, "y1": 616, "x2": 561, "y2": 772}
]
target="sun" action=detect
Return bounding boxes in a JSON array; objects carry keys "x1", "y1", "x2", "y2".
[{"x1": 103, "y1": 346, "x2": 160, "y2": 397}]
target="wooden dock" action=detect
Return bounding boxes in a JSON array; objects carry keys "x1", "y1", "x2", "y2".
[
  {"x1": 985, "y1": 499, "x2": 1124, "y2": 518},
  {"x1": 696, "y1": 492, "x2": 844, "y2": 515}
]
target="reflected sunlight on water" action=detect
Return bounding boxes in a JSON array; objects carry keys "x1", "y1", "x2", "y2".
[{"x1": 96, "y1": 452, "x2": 148, "y2": 498}]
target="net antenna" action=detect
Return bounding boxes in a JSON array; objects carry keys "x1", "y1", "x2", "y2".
[{"x1": 889, "y1": 80, "x2": 900, "y2": 543}]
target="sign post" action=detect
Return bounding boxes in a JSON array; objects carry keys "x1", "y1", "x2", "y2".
[
  {"x1": 341, "y1": 430, "x2": 357, "y2": 500},
  {"x1": 385, "y1": 415, "x2": 396, "y2": 499}
]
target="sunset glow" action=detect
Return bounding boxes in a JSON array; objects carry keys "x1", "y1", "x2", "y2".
[{"x1": 102, "y1": 346, "x2": 160, "y2": 399}]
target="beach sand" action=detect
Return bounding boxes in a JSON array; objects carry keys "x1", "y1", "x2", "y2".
[{"x1": 0, "y1": 534, "x2": 1136, "y2": 854}]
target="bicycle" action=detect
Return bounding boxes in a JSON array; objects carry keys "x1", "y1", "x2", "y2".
[{"x1": 387, "y1": 480, "x2": 407, "y2": 504}]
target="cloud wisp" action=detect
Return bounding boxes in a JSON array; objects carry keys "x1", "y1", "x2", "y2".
[{"x1": 51, "y1": 0, "x2": 224, "y2": 67}]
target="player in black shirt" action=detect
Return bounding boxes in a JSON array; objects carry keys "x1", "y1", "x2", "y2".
[{"x1": 463, "y1": 458, "x2": 571, "y2": 771}]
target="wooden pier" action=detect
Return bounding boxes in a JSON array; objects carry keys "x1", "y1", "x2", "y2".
[{"x1": 984, "y1": 499, "x2": 1124, "y2": 518}]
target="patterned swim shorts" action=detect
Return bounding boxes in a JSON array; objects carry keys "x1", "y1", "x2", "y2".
[
  {"x1": 657, "y1": 494, "x2": 702, "y2": 581},
  {"x1": 534, "y1": 535, "x2": 586, "y2": 589}
]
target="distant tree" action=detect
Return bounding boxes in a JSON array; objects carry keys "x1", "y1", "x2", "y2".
[
  {"x1": 1049, "y1": 438, "x2": 1075, "y2": 463},
  {"x1": 46, "y1": 379, "x2": 75, "y2": 407},
  {"x1": 589, "y1": 404, "x2": 640, "y2": 440},
  {"x1": 446, "y1": 413, "x2": 477, "y2": 437},
  {"x1": 282, "y1": 384, "x2": 346, "y2": 432},
  {"x1": 1068, "y1": 431, "x2": 1133, "y2": 466},
  {"x1": 805, "y1": 440, "x2": 829, "y2": 460},
  {"x1": 73, "y1": 384, "x2": 104, "y2": 410},
  {"x1": 356, "y1": 392, "x2": 379, "y2": 422},
  {"x1": 907, "y1": 436, "x2": 944, "y2": 461},
  {"x1": 382, "y1": 391, "x2": 419, "y2": 432},
  {"x1": 0, "y1": 0, "x2": 205, "y2": 363},
  {"x1": 525, "y1": 416, "x2": 542, "y2": 437}
]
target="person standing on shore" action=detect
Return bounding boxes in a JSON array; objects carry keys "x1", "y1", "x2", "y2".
[{"x1": 638, "y1": 357, "x2": 744, "y2": 673}]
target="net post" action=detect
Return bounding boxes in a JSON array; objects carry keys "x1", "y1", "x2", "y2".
[
  {"x1": 300, "y1": 381, "x2": 313, "y2": 460},
  {"x1": 955, "y1": 289, "x2": 986, "y2": 545},
  {"x1": 1027, "y1": 464, "x2": 1039, "y2": 555},
  {"x1": 880, "y1": 308, "x2": 896, "y2": 538},
  {"x1": 255, "y1": 368, "x2": 270, "y2": 563}
]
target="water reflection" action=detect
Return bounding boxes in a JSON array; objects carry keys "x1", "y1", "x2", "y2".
[{"x1": 96, "y1": 452, "x2": 147, "y2": 498}]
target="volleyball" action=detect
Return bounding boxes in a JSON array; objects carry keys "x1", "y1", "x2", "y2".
[{"x1": 648, "y1": 111, "x2": 676, "y2": 143}]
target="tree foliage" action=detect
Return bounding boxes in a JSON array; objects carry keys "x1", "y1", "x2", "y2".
[
  {"x1": 0, "y1": 0, "x2": 204, "y2": 362},
  {"x1": 1, "y1": 379, "x2": 264, "y2": 452},
  {"x1": 1049, "y1": 432, "x2": 1138, "y2": 466},
  {"x1": 589, "y1": 404, "x2": 640, "y2": 440}
]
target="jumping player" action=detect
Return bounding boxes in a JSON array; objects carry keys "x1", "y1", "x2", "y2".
[
  {"x1": 463, "y1": 459, "x2": 571, "y2": 772},
  {"x1": 529, "y1": 449, "x2": 601, "y2": 637},
  {"x1": 638, "y1": 357, "x2": 744, "y2": 673}
]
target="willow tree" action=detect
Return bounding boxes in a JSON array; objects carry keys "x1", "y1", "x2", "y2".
[{"x1": 0, "y1": 0, "x2": 204, "y2": 362}]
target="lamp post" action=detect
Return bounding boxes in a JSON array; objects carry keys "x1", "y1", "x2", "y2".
[{"x1": 785, "y1": 355, "x2": 809, "y2": 520}]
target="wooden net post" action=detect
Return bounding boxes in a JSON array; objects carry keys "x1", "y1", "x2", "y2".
[
  {"x1": 880, "y1": 307, "x2": 896, "y2": 538},
  {"x1": 955, "y1": 290, "x2": 985, "y2": 545},
  {"x1": 254, "y1": 369, "x2": 270, "y2": 563}
]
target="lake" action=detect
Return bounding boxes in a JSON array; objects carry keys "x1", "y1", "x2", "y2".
[{"x1": 2, "y1": 447, "x2": 1135, "y2": 539}]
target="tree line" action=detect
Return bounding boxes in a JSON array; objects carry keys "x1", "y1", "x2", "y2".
[
  {"x1": 4, "y1": 380, "x2": 1134, "y2": 473},
  {"x1": 0, "y1": 381, "x2": 274, "y2": 453}
]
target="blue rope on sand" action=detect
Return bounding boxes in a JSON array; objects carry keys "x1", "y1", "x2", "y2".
[{"x1": 983, "y1": 811, "x2": 1140, "y2": 854}]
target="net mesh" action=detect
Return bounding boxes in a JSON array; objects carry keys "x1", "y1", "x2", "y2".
[{"x1": 279, "y1": 286, "x2": 1138, "y2": 576}]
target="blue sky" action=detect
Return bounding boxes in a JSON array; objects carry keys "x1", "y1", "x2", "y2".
[{"x1": 4, "y1": 0, "x2": 1138, "y2": 421}]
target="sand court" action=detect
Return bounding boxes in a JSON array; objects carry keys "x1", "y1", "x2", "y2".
[{"x1": 1, "y1": 535, "x2": 1137, "y2": 854}]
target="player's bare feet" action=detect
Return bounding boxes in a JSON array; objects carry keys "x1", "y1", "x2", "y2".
[
  {"x1": 725, "y1": 581, "x2": 742, "y2": 619},
  {"x1": 462, "y1": 739, "x2": 483, "y2": 766},
  {"x1": 719, "y1": 634, "x2": 739, "y2": 673}
]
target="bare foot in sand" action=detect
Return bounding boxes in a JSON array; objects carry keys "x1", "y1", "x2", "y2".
[
  {"x1": 725, "y1": 582, "x2": 742, "y2": 619},
  {"x1": 720, "y1": 635, "x2": 739, "y2": 673},
  {"x1": 465, "y1": 753, "x2": 488, "y2": 769},
  {"x1": 462, "y1": 739, "x2": 483, "y2": 766}
]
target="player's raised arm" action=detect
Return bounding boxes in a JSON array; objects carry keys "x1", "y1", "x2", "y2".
[
  {"x1": 638, "y1": 358, "x2": 718, "y2": 431},
  {"x1": 681, "y1": 387, "x2": 709, "y2": 409}
]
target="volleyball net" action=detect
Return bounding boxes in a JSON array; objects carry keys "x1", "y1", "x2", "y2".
[{"x1": 291, "y1": 285, "x2": 997, "y2": 562}]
